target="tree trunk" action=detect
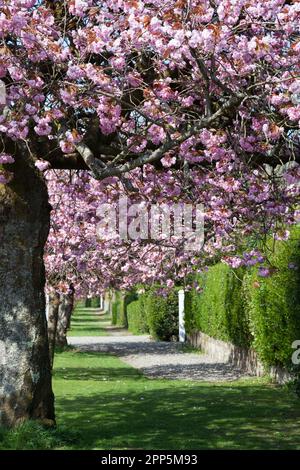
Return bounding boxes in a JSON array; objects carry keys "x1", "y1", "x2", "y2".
[
  {"x1": 56, "y1": 288, "x2": 74, "y2": 348},
  {"x1": 104, "y1": 291, "x2": 111, "y2": 314},
  {"x1": 47, "y1": 292, "x2": 60, "y2": 369},
  {"x1": 120, "y1": 292, "x2": 128, "y2": 329},
  {"x1": 66, "y1": 286, "x2": 75, "y2": 330},
  {"x1": 0, "y1": 149, "x2": 55, "y2": 427}
]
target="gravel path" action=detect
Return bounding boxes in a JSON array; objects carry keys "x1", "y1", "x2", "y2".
[{"x1": 69, "y1": 334, "x2": 251, "y2": 382}]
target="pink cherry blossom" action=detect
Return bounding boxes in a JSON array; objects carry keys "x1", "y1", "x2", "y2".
[{"x1": 0, "y1": 153, "x2": 14, "y2": 164}]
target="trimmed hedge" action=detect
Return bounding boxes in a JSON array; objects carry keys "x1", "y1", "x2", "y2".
[
  {"x1": 126, "y1": 288, "x2": 179, "y2": 341},
  {"x1": 243, "y1": 226, "x2": 300, "y2": 367},
  {"x1": 127, "y1": 298, "x2": 149, "y2": 334},
  {"x1": 111, "y1": 291, "x2": 121, "y2": 326},
  {"x1": 185, "y1": 264, "x2": 251, "y2": 347},
  {"x1": 146, "y1": 288, "x2": 179, "y2": 341},
  {"x1": 111, "y1": 291, "x2": 138, "y2": 327},
  {"x1": 90, "y1": 297, "x2": 100, "y2": 308},
  {"x1": 185, "y1": 226, "x2": 300, "y2": 369}
]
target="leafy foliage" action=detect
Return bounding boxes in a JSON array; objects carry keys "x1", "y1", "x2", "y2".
[
  {"x1": 145, "y1": 288, "x2": 179, "y2": 341},
  {"x1": 126, "y1": 288, "x2": 178, "y2": 341}
]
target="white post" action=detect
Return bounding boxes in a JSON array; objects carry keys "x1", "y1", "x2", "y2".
[
  {"x1": 45, "y1": 293, "x2": 50, "y2": 321},
  {"x1": 178, "y1": 289, "x2": 185, "y2": 343},
  {"x1": 0, "y1": 79, "x2": 6, "y2": 105}
]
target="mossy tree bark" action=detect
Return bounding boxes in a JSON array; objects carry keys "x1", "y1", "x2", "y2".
[{"x1": 0, "y1": 148, "x2": 55, "y2": 427}]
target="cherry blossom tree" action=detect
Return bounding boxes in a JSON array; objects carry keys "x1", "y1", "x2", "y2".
[{"x1": 1, "y1": 0, "x2": 300, "y2": 426}]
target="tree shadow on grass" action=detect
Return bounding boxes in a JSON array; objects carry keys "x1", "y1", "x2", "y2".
[
  {"x1": 70, "y1": 326, "x2": 108, "y2": 332},
  {"x1": 71, "y1": 317, "x2": 108, "y2": 323},
  {"x1": 55, "y1": 382, "x2": 300, "y2": 450},
  {"x1": 75, "y1": 342, "x2": 193, "y2": 356},
  {"x1": 75, "y1": 308, "x2": 103, "y2": 313},
  {"x1": 54, "y1": 366, "x2": 143, "y2": 381},
  {"x1": 104, "y1": 326, "x2": 128, "y2": 333},
  {"x1": 55, "y1": 362, "x2": 247, "y2": 382}
]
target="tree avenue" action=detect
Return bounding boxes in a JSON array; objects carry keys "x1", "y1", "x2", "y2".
[{"x1": 0, "y1": 0, "x2": 300, "y2": 426}]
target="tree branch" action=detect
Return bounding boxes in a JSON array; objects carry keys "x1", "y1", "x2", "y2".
[
  {"x1": 75, "y1": 142, "x2": 107, "y2": 177},
  {"x1": 95, "y1": 93, "x2": 244, "y2": 180}
]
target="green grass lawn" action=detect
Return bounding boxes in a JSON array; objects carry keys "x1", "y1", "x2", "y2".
[
  {"x1": 68, "y1": 308, "x2": 111, "y2": 336},
  {"x1": 1, "y1": 307, "x2": 300, "y2": 451},
  {"x1": 51, "y1": 349, "x2": 300, "y2": 450}
]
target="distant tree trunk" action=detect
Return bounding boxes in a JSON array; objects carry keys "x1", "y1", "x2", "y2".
[
  {"x1": 0, "y1": 148, "x2": 55, "y2": 427},
  {"x1": 66, "y1": 286, "x2": 75, "y2": 330},
  {"x1": 47, "y1": 292, "x2": 60, "y2": 368},
  {"x1": 120, "y1": 292, "x2": 128, "y2": 328},
  {"x1": 56, "y1": 287, "x2": 74, "y2": 348},
  {"x1": 104, "y1": 291, "x2": 113, "y2": 314}
]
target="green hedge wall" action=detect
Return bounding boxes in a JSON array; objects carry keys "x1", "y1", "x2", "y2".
[
  {"x1": 185, "y1": 264, "x2": 251, "y2": 347},
  {"x1": 243, "y1": 227, "x2": 300, "y2": 367},
  {"x1": 185, "y1": 226, "x2": 300, "y2": 368}
]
